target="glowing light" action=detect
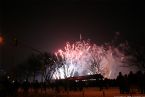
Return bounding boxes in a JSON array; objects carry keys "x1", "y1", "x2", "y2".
[
  {"x1": 52, "y1": 39, "x2": 137, "y2": 79},
  {"x1": 0, "y1": 35, "x2": 4, "y2": 45}
]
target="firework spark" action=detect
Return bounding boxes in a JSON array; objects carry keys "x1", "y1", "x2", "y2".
[{"x1": 52, "y1": 39, "x2": 137, "y2": 79}]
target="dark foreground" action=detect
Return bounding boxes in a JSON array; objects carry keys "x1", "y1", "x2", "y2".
[{"x1": 5, "y1": 87, "x2": 145, "y2": 97}]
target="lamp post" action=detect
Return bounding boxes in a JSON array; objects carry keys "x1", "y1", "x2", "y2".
[{"x1": 0, "y1": 34, "x2": 4, "y2": 74}]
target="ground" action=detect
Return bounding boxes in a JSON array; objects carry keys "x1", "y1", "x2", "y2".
[{"x1": 15, "y1": 87, "x2": 145, "y2": 97}]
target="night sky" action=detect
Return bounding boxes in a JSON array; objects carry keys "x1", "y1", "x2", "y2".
[{"x1": 1, "y1": 0, "x2": 145, "y2": 68}]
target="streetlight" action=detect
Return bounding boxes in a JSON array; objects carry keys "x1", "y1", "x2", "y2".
[{"x1": 0, "y1": 34, "x2": 4, "y2": 45}]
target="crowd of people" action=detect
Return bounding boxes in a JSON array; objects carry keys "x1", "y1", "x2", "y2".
[
  {"x1": 0, "y1": 71, "x2": 145, "y2": 97},
  {"x1": 117, "y1": 71, "x2": 145, "y2": 94}
]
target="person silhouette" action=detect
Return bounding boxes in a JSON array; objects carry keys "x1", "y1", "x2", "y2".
[{"x1": 117, "y1": 72, "x2": 125, "y2": 94}]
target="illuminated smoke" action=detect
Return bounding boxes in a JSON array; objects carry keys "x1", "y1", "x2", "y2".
[{"x1": 52, "y1": 39, "x2": 137, "y2": 79}]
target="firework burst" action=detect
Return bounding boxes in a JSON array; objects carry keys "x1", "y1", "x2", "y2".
[{"x1": 52, "y1": 39, "x2": 137, "y2": 79}]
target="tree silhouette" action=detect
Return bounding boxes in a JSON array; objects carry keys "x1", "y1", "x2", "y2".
[
  {"x1": 39, "y1": 52, "x2": 57, "y2": 82},
  {"x1": 27, "y1": 54, "x2": 42, "y2": 82}
]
